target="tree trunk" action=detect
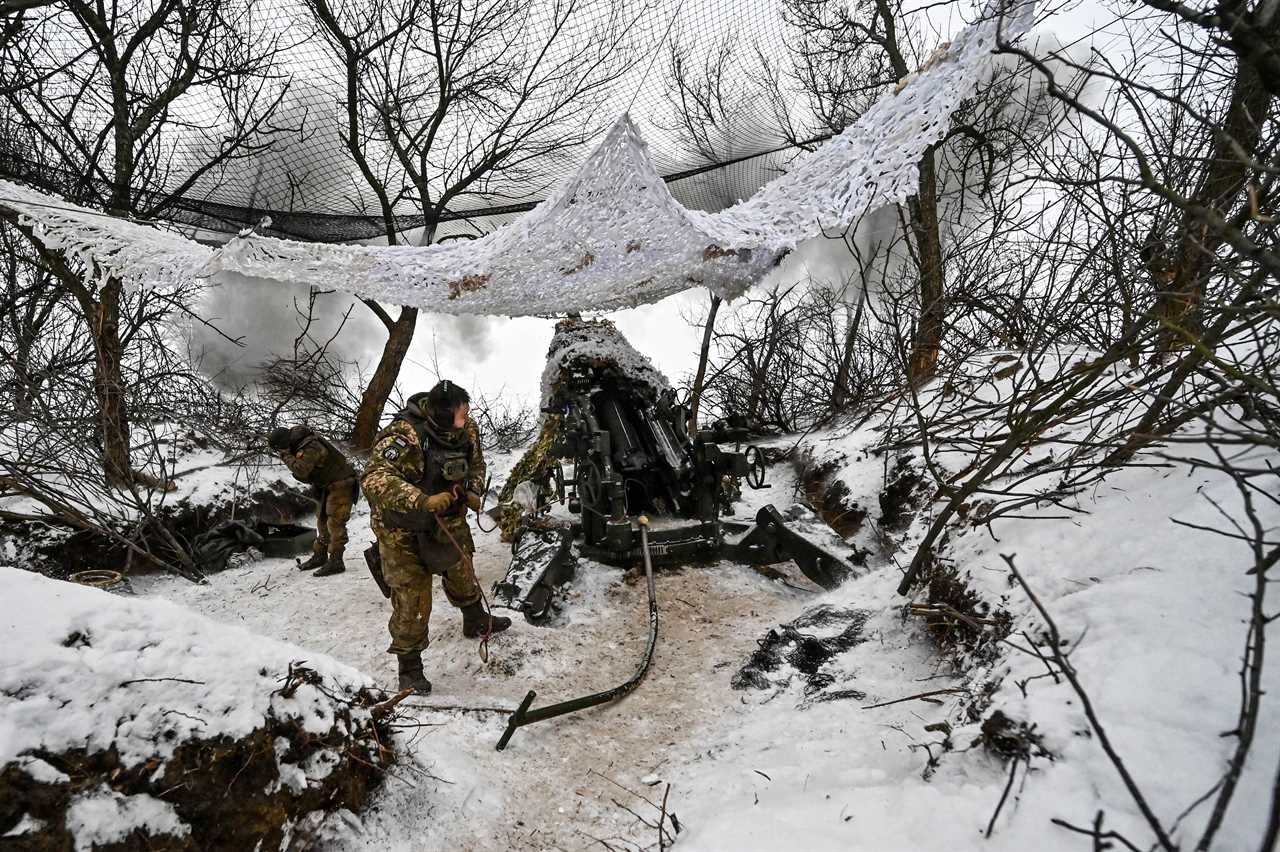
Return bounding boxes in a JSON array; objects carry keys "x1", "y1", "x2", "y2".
[
  {"x1": 90, "y1": 278, "x2": 132, "y2": 486},
  {"x1": 13, "y1": 339, "x2": 36, "y2": 417},
  {"x1": 832, "y1": 287, "x2": 867, "y2": 411},
  {"x1": 687, "y1": 294, "x2": 722, "y2": 435},
  {"x1": 10, "y1": 222, "x2": 134, "y2": 485},
  {"x1": 1155, "y1": 58, "x2": 1272, "y2": 355},
  {"x1": 350, "y1": 306, "x2": 418, "y2": 451},
  {"x1": 907, "y1": 146, "x2": 945, "y2": 387}
]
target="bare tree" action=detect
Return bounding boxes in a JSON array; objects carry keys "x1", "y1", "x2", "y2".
[
  {"x1": 0, "y1": 0, "x2": 287, "y2": 485},
  {"x1": 305, "y1": 0, "x2": 633, "y2": 450},
  {"x1": 773, "y1": 0, "x2": 947, "y2": 386},
  {"x1": 865, "y1": 6, "x2": 1278, "y2": 842},
  {"x1": 659, "y1": 30, "x2": 755, "y2": 434}
]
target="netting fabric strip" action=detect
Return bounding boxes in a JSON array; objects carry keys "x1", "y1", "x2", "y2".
[
  {"x1": 2, "y1": 184, "x2": 216, "y2": 288},
  {"x1": 0, "y1": 1, "x2": 1032, "y2": 317}
]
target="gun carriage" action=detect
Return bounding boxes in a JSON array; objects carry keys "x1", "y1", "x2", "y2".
[{"x1": 492, "y1": 317, "x2": 852, "y2": 623}]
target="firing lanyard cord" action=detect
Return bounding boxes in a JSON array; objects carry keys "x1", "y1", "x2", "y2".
[{"x1": 437, "y1": 515, "x2": 495, "y2": 663}]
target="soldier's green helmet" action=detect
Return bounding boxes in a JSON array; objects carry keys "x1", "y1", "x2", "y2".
[{"x1": 267, "y1": 427, "x2": 292, "y2": 451}]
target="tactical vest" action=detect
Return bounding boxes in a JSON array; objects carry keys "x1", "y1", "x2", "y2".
[
  {"x1": 296, "y1": 434, "x2": 356, "y2": 486},
  {"x1": 397, "y1": 412, "x2": 473, "y2": 496}
]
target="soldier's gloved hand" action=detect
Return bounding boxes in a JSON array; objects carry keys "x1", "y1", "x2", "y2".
[
  {"x1": 463, "y1": 489, "x2": 483, "y2": 511},
  {"x1": 425, "y1": 491, "x2": 455, "y2": 513}
]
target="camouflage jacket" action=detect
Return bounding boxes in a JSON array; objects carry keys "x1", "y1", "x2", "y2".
[
  {"x1": 282, "y1": 433, "x2": 355, "y2": 487},
  {"x1": 362, "y1": 416, "x2": 485, "y2": 529}
]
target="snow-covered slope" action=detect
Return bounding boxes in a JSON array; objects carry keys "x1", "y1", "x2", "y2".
[
  {"x1": 0, "y1": 568, "x2": 390, "y2": 849},
  {"x1": 669, "y1": 427, "x2": 1280, "y2": 850}
]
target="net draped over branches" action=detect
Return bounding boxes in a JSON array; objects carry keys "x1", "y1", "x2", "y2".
[{"x1": 0, "y1": 1, "x2": 1034, "y2": 316}]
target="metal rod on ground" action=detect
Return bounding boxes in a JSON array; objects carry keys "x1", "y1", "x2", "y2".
[{"x1": 496, "y1": 515, "x2": 660, "y2": 751}]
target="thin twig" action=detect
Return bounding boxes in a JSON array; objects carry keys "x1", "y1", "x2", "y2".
[
  {"x1": 860, "y1": 688, "x2": 968, "y2": 710},
  {"x1": 1004, "y1": 553, "x2": 1175, "y2": 850},
  {"x1": 985, "y1": 755, "x2": 1020, "y2": 838}
]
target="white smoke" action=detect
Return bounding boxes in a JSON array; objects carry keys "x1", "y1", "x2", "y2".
[{"x1": 189, "y1": 271, "x2": 382, "y2": 389}]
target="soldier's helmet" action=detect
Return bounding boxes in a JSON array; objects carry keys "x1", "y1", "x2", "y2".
[
  {"x1": 267, "y1": 427, "x2": 293, "y2": 451},
  {"x1": 426, "y1": 379, "x2": 470, "y2": 422}
]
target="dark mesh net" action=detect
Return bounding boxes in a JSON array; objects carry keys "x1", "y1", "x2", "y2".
[{"x1": 0, "y1": 0, "x2": 827, "y2": 243}]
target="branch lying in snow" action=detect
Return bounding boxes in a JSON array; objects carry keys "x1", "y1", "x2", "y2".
[
  {"x1": 591, "y1": 769, "x2": 682, "y2": 849},
  {"x1": 860, "y1": 688, "x2": 969, "y2": 710},
  {"x1": 399, "y1": 702, "x2": 514, "y2": 714},
  {"x1": 985, "y1": 755, "x2": 1022, "y2": 838},
  {"x1": 371, "y1": 688, "x2": 415, "y2": 720},
  {"x1": 1002, "y1": 553, "x2": 1175, "y2": 851},
  {"x1": 1050, "y1": 812, "x2": 1143, "y2": 852},
  {"x1": 118, "y1": 677, "x2": 207, "y2": 687}
]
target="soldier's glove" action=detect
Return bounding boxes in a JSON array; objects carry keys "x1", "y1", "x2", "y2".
[
  {"x1": 425, "y1": 491, "x2": 455, "y2": 513},
  {"x1": 463, "y1": 489, "x2": 483, "y2": 511}
]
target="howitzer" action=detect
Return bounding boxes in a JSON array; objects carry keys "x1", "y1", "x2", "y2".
[{"x1": 492, "y1": 317, "x2": 854, "y2": 623}]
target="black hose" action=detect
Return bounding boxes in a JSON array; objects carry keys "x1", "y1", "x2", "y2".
[{"x1": 496, "y1": 517, "x2": 659, "y2": 751}]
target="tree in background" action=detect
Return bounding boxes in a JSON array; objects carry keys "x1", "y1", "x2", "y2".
[
  {"x1": 305, "y1": 0, "x2": 634, "y2": 450},
  {"x1": 660, "y1": 30, "x2": 753, "y2": 433},
  {"x1": 772, "y1": 0, "x2": 947, "y2": 387},
  {"x1": 0, "y1": 0, "x2": 286, "y2": 484}
]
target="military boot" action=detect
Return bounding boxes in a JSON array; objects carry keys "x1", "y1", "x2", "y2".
[
  {"x1": 396, "y1": 652, "x2": 431, "y2": 694},
  {"x1": 313, "y1": 548, "x2": 346, "y2": 577},
  {"x1": 461, "y1": 601, "x2": 512, "y2": 639},
  {"x1": 297, "y1": 543, "x2": 327, "y2": 571}
]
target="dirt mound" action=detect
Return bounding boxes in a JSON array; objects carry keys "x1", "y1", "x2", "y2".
[
  {"x1": 0, "y1": 569, "x2": 397, "y2": 852},
  {"x1": 792, "y1": 454, "x2": 869, "y2": 541},
  {"x1": 1, "y1": 478, "x2": 314, "y2": 581},
  {"x1": 0, "y1": 666, "x2": 393, "y2": 851}
]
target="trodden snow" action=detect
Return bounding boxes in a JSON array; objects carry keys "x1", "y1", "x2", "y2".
[{"x1": 10, "y1": 411, "x2": 1255, "y2": 850}]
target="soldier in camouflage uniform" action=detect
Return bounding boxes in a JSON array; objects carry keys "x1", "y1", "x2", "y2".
[
  {"x1": 361, "y1": 380, "x2": 512, "y2": 694},
  {"x1": 267, "y1": 425, "x2": 357, "y2": 578}
]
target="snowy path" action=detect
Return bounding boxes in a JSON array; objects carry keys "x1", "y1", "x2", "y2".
[
  {"x1": 132, "y1": 427, "x2": 1280, "y2": 851},
  {"x1": 134, "y1": 454, "x2": 932, "y2": 851}
]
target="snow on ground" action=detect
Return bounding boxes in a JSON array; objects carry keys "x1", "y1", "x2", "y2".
[
  {"x1": 671, "y1": 429, "x2": 1280, "y2": 850},
  {"x1": 0, "y1": 566, "x2": 383, "y2": 847},
  {"x1": 50, "y1": 405, "x2": 1280, "y2": 851},
  {"x1": 133, "y1": 452, "x2": 831, "y2": 851}
]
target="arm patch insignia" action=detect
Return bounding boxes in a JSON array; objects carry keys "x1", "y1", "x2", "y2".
[{"x1": 381, "y1": 436, "x2": 410, "y2": 462}]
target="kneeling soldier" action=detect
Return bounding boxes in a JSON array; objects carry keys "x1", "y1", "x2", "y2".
[
  {"x1": 362, "y1": 380, "x2": 511, "y2": 694},
  {"x1": 267, "y1": 425, "x2": 357, "y2": 577}
]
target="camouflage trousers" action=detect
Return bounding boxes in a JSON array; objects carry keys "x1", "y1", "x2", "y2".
[
  {"x1": 311, "y1": 477, "x2": 357, "y2": 557},
  {"x1": 374, "y1": 515, "x2": 480, "y2": 655}
]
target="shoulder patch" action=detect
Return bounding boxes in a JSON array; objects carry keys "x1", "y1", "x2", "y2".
[{"x1": 380, "y1": 436, "x2": 410, "y2": 461}]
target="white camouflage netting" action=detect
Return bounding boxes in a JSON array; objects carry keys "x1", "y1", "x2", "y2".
[
  {"x1": 539, "y1": 317, "x2": 673, "y2": 410},
  {"x1": 0, "y1": 1, "x2": 1033, "y2": 317}
]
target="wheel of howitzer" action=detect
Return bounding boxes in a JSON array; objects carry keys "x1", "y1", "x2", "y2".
[{"x1": 745, "y1": 445, "x2": 768, "y2": 490}]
